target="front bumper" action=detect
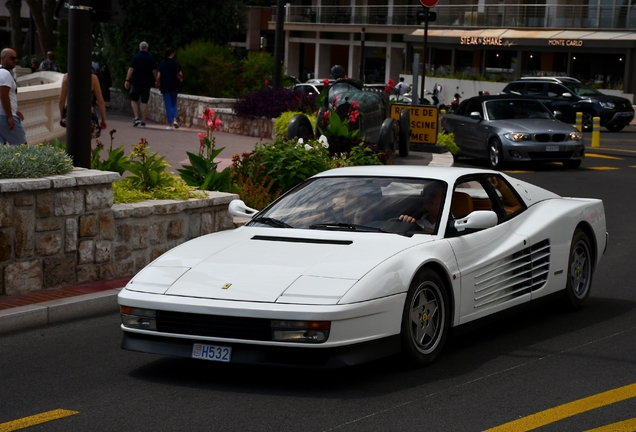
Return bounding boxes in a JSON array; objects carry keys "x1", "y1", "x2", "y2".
[
  {"x1": 604, "y1": 110, "x2": 635, "y2": 126},
  {"x1": 502, "y1": 141, "x2": 585, "y2": 163},
  {"x1": 121, "y1": 331, "x2": 401, "y2": 368}
]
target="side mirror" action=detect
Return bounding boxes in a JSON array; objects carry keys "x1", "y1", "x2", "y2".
[
  {"x1": 562, "y1": 92, "x2": 572, "y2": 98},
  {"x1": 454, "y1": 210, "x2": 498, "y2": 232},
  {"x1": 470, "y1": 111, "x2": 482, "y2": 120},
  {"x1": 553, "y1": 110, "x2": 562, "y2": 119},
  {"x1": 228, "y1": 200, "x2": 258, "y2": 218}
]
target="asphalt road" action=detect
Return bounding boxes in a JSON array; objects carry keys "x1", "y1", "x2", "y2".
[{"x1": 1, "y1": 128, "x2": 636, "y2": 431}]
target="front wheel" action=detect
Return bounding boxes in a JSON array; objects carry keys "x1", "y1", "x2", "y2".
[
  {"x1": 488, "y1": 137, "x2": 505, "y2": 170},
  {"x1": 287, "y1": 114, "x2": 314, "y2": 141},
  {"x1": 401, "y1": 269, "x2": 450, "y2": 366},
  {"x1": 377, "y1": 118, "x2": 399, "y2": 155},
  {"x1": 563, "y1": 229, "x2": 593, "y2": 310},
  {"x1": 398, "y1": 108, "x2": 410, "y2": 157}
]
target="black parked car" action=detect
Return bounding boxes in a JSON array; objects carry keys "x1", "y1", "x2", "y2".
[{"x1": 501, "y1": 77, "x2": 634, "y2": 132}]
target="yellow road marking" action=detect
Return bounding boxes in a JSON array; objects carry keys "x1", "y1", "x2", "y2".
[
  {"x1": 0, "y1": 409, "x2": 79, "y2": 432},
  {"x1": 585, "y1": 153, "x2": 623, "y2": 160},
  {"x1": 584, "y1": 417, "x2": 636, "y2": 432},
  {"x1": 484, "y1": 382, "x2": 636, "y2": 432},
  {"x1": 590, "y1": 147, "x2": 636, "y2": 154},
  {"x1": 586, "y1": 166, "x2": 620, "y2": 171}
]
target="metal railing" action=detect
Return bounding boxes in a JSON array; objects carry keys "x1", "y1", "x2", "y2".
[{"x1": 280, "y1": 4, "x2": 636, "y2": 30}]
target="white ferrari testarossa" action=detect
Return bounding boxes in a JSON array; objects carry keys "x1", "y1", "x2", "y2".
[{"x1": 118, "y1": 166, "x2": 607, "y2": 368}]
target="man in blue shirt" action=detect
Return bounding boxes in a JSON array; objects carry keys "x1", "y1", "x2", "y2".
[{"x1": 124, "y1": 41, "x2": 157, "y2": 127}]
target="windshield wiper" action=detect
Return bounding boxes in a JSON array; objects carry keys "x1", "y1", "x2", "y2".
[
  {"x1": 251, "y1": 217, "x2": 293, "y2": 228},
  {"x1": 309, "y1": 223, "x2": 386, "y2": 233}
]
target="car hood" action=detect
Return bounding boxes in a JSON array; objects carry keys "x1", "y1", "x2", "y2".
[
  {"x1": 126, "y1": 227, "x2": 433, "y2": 303},
  {"x1": 586, "y1": 94, "x2": 634, "y2": 108},
  {"x1": 491, "y1": 118, "x2": 576, "y2": 132}
]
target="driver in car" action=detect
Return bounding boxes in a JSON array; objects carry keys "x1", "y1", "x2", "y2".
[{"x1": 398, "y1": 182, "x2": 444, "y2": 233}]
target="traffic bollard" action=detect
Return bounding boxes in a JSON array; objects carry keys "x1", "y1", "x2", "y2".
[
  {"x1": 591, "y1": 116, "x2": 600, "y2": 148},
  {"x1": 575, "y1": 112, "x2": 582, "y2": 132}
]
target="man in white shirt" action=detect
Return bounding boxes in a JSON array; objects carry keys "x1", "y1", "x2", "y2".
[
  {"x1": 0, "y1": 48, "x2": 26, "y2": 145},
  {"x1": 395, "y1": 77, "x2": 409, "y2": 96}
]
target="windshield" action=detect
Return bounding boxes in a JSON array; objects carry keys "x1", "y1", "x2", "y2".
[
  {"x1": 561, "y1": 82, "x2": 603, "y2": 96},
  {"x1": 486, "y1": 99, "x2": 552, "y2": 120},
  {"x1": 250, "y1": 176, "x2": 447, "y2": 235}
]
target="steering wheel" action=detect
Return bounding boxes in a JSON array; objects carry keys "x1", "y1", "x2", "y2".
[{"x1": 386, "y1": 217, "x2": 426, "y2": 232}]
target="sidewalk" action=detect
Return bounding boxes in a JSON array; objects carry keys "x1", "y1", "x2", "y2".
[{"x1": 0, "y1": 112, "x2": 452, "y2": 335}]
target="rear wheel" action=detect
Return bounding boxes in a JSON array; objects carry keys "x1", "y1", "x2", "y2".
[
  {"x1": 563, "y1": 229, "x2": 593, "y2": 310},
  {"x1": 287, "y1": 114, "x2": 314, "y2": 141},
  {"x1": 488, "y1": 137, "x2": 505, "y2": 170},
  {"x1": 398, "y1": 108, "x2": 410, "y2": 157},
  {"x1": 401, "y1": 268, "x2": 450, "y2": 366},
  {"x1": 606, "y1": 124, "x2": 625, "y2": 132},
  {"x1": 377, "y1": 118, "x2": 399, "y2": 155}
]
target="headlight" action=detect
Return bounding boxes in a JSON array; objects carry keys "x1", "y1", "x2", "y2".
[
  {"x1": 503, "y1": 132, "x2": 531, "y2": 142},
  {"x1": 271, "y1": 320, "x2": 330, "y2": 343},
  {"x1": 568, "y1": 131, "x2": 583, "y2": 141},
  {"x1": 599, "y1": 101, "x2": 615, "y2": 109},
  {"x1": 121, "y1": 306, "x2": 157, "y2": 330}
]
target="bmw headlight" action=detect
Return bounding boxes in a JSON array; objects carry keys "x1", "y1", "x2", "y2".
[
  {"x1": 503, "y1": 133, "x2": 531, "y2": 142},
  {"x1": 568, "y1": 131, "x2": 583, "y2": 141},
  {"x1": 599, "y1": 101, "x2": 615, "y2": 109}
]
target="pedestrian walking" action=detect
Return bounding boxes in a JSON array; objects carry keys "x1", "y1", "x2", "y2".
[
  {"x1": 0, "y1": 48, "x2": 26, "y2": 145},
  {"x1": 58, "y1": 73, "x2": 107, "y2": 138},
  {"x1": 395, "y1": 77, "x2": 409, "y2": 96},
  {"x1": 124, "y1": 41, "x2": 157, "y2": 128},
  {"x1": 156, "y1": 47, "x2": 181, "y2": 130},
  {"x1": 39, "y1": 51, "x2": 62, "y2": 72}
]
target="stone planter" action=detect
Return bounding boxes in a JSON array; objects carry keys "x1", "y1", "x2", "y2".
[{"x1": 0, "y1": 168, "x2": 238, "y2": 297}]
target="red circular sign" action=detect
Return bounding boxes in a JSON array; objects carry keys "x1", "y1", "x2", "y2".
[{"x1": 420, "y1": 0, "x2": 439, "y2": 7}]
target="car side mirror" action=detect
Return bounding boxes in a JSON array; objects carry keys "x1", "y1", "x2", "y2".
[
  {"x1": 454, "y1": 210, "x2": 498, "y2": 232},
  {"x1": 229, "y1": 199, "x2": 258, "y2": 218},
  {"x1": 470, "y1": 111, "x2": 482, "y2": 120},
  {"x1": 553, "y1": 110, "x2": 562, "y2": 119},
  {"x1": 562, "y1": 92, "x2": 572, "y2": 98}
]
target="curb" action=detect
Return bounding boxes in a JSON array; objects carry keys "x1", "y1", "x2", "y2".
[{"x1": 0, "y1": 288, "x2": 121, "y2": 336}]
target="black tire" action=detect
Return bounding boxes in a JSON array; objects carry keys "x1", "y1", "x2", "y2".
[
  {"x1": 287, "y1": 114, "x2": 314, "y2": 141},
  {"x1": 582, "y1": 113, "x2": 594, "y2": 132},
  {"x1": 401, "y1": 268, "x2": 450, "y2": 366},
  {"x1": 398, "y1": 108, "x2": 410, "y2": 157},
  {"x1": 563, "y1": 229, "x2": 593, "y2": 310},
  {"x1": 563, "y1": 159, "x2": 582, "y2": 169},
  {"x1": 488, "y1": 137, "x2": 505, "y2": 170},
  {"x1": 606, "y1": 124, "x2": 625, "y2": 132},
  {"x1": 377, "y1": 118, "x2": 399, "y2": 154},
  {"x1": 316, "y1": 106, "x2": 329, "y2": 136}
]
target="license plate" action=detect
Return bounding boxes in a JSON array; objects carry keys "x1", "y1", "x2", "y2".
[
  {"x1": 192, "y1": 343, "x2": 232, "y2": 362},
  {"x1": 546, "y1": 145, "x2": 559, "y2": 152},
  {"x1": 619, "y1": 112, "x2": 633, "y2": 117}
]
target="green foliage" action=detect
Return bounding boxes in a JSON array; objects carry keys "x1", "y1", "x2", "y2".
[
  {"x1": 274, "y1": 111, "x2": 316, "y2": 139},
  {"x1": 113, "y1": 176, "x2": 207, "y2": 204},
  {"x1": 253, "y1": 137, "x2": 331, "y2": 193},
  {"x1": 91, "y1": 140, "x2": 129, "y2": 175},
  {"x1": 331, "y1": 143, "x2": 383, "y2": 167},
  {"x1": 126, "y1": 139, "x2": 172, "y2": 192},
  {"x1": 240, "y1": 52, "x2": 274, "y2": 94},
  {"x1": 321, "y1": 110, "x2": 362, "y2": 141},
  {"x1": 178, "y1": 41, "x2": 240, "y2": 98},
  {"x1": 102, "y1": 0, "x2": 246, "y2": 88},
  {"x1": 0, "y1": 144, "x2": 73, "y2": 179},
  {"x1": 230, "y1": 150, "x2": 282, "y2": 209},
  {"x1": 436, "y1": 131, "x2": 460, "y2": 155}
]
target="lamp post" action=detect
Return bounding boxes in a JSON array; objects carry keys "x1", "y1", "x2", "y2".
[{"x1": 273, "y1": 0, "x2": 285, "y2": 87}]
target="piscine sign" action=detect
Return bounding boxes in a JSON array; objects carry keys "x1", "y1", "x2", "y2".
[{"x1": 390, "y1": 104, "x2": 438, "y2": 145}]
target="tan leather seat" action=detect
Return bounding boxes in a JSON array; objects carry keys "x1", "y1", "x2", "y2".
[{"x1": 451, "y1": 191, "x2": 473, "y2": 218}]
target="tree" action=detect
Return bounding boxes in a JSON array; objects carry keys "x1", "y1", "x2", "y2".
[
  {"x1": 5, "y1": 0, "x2": 24, "y2": 56},
  {"x1": 24, "y1": 0, "x2": 58, "y2": 54}
]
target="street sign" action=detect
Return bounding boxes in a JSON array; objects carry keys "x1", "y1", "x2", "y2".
[
  {"x1": 390, "y1": 104, "x2": 439, "y2": 145},
  {"x1": 54, "y1": 0, "x2": 125, "y2": 23},
  {"x1": 417, "y1": 10, "x2": 436, "y2": 23},
  {"x1": 419, "y1": 0, "x2": 439, "y2": 8}
]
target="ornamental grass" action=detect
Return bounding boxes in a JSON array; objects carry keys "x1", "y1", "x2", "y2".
[{"x1": 0, "y1": 143, "x2": 73, "y2": 179}]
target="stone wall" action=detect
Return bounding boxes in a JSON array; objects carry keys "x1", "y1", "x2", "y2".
[
  {"x1": 0, "y1": 169, "x2": 237, "y2": 296},
  {"x1": 109, "y1": 88, "x2": 275, "y2": 139}
]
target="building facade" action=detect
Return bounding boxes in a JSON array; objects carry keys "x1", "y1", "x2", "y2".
[{"x1": 272, "y1": 0, "x2": 636, "y2": 94}]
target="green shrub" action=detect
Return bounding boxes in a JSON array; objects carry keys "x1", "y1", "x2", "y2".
[
  {"x1": 239, "y1": 52, "x2": 274, "y2": 94},
  {"x1": 113, "y1": 175, "x2": 207, "y2": 204},
  {"x1": 436, "y1": 131, "x2": 460, "y2": 155},
  {"x1": 0, "y1": 143, "x2": 73, "y2": 179},
  {"x1": 178, "y1": 41, "x2": 240, "y2": 98},
  {"x1": 274, "y1": 111, "x2": 317, "y2": 139}
]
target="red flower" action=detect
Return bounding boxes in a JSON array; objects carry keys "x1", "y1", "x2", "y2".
[
  {"x1": 323, "y1": 109, "x2": 330, "y2": 123},
  {"x1": 323, "y1": 78, "x2": 330, "y2": 86},
  {"x1": 348, "y1": 102, "x2": 360, "y2": 123},
  {"x1": 264, "y1": 79, "x2": 269, "y2": 86},
  {"x1": 332, "y1": 95, "x2": 339, "y2": 109},
  {"x1": 388, "y1": 78, "x2": 395, "y2": 87}
]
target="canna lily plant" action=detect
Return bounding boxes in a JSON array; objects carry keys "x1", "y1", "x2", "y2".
[{"x1": 177, "y1": 107, "x2": 231, "y2": 192}]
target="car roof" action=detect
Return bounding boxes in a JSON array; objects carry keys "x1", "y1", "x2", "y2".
[
  {"x1": 515, "y1": 76, "x2": 581, "y2": 84},
  {"x1": 462, "y1": 94, "x2": 537, "y2": 102},
  {"x1": 312, "y1": 165, "x2": 499, "y2": 184}
]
